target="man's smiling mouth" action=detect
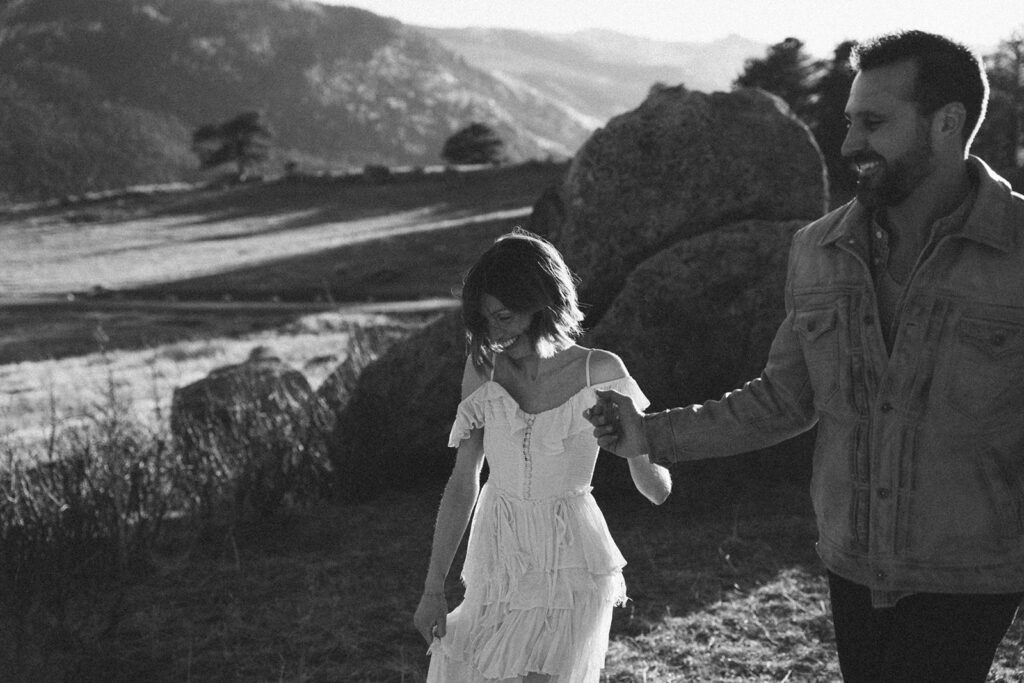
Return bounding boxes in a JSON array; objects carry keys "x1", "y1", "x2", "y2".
[{"x1": 854, "y1": 159, "x2": 883, "y2": 177}]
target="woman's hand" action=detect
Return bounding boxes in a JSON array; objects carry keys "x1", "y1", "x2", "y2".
[
  {"x1": 585, "y1": 389, "x2": 649, "y2": 458},
  {"x1": 413, "y1": 591, "x2": 449, "y2": 644}
]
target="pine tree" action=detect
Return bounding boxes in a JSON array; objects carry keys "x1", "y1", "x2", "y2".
[
  {"x1": 441, "y1": 123, "x2": 504, "y2": 165},
  {"x1": 192, "y1": 111, "x2": 272, "y2": 180}
]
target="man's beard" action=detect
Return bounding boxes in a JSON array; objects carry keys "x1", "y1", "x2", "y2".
[{"x1": 850, "y1": 124, "x2": 934, "y2": 209}]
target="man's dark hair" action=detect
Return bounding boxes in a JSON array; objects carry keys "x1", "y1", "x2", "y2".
[{"x1": 851, "y1": 30, "x2": 989, "y2": 150}]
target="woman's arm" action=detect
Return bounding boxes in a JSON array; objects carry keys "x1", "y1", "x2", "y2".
[
  {"x1": 413, "y1": 356, "x2": 488, "y2": 644},
  {"x1": 413, "y1": 428, "x2": 485, "y2": 643},
  {"x1": 627, "y1": 451, "x2": 672, "y2": 505},
  {"x1": 587, "y1": 348, "x2": 671, "y2": 505}
]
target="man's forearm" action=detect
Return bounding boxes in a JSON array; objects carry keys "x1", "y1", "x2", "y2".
[{"x1": 643, "y1": 374, "x2": 816, "y2": 466}]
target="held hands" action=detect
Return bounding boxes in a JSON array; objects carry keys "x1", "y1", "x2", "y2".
[
  {"x1": 413, "y1": 591, "x2": 448, "y2": 645},
  {"x1": 583, "y1": 389, "x2": 649, "y2": 459}
]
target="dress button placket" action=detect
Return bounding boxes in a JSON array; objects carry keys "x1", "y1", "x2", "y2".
[{"x1": 523, "y1": 414, "x2": 536, "y2": 498}]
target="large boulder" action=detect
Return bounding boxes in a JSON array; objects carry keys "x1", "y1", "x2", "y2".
[
  {"x1": 315, "y1": 323, "x2": 400, "y2": 435},
  {"x1": 587, "y1": 218, "x2": 814, "y2": 495},
  {"x1": 556, "y1": 85, "x2": 828, "y2": 317},
  {"x1": 327, "y1": 311, "x2": 465, "y2": 501},
  {"x1": 526, "y1": 184, "x2": 566, "y2": 239},
  {"x1": 589, "y1": 219, "x2": 805, "y2": 411},
  {"x1": 170, "y1": 347, "x2": 332, "y2": 516}
]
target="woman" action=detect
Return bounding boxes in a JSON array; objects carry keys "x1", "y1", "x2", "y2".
[{"x1": 413, "y1": 229, "x2": 671, "y2": 682}]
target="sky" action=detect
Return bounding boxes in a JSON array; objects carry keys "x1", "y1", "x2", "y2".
[{"x1": 322, "y1": 0, "x2": 1022, "y2": 58}]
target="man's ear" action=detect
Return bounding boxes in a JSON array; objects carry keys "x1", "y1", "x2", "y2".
[{"x1": 933, "y1": 101, "x2": 966, "y2": 140}]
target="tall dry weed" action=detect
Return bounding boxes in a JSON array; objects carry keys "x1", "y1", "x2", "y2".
[{"x1": 0, "y1": 314, "x2": 411, "y2": 676}]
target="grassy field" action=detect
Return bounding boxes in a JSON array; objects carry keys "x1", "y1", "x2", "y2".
[
  {"x1": 15, "y1": 468, "x2": 1024, "y2": 681},
  {"x1": 2, "y1": 164, "x2": 1023, "y2": 681}
]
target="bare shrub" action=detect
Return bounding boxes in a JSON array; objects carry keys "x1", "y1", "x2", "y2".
[
  {"x1": 0, "y1": 401, "x2": 187, "y2": 674},
  {"x1": 0, "y1": 316, "x2": 403, "y2": 675}
]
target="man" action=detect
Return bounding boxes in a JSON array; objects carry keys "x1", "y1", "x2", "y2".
[{"x1": 586, "y1": 30, "x2": 1024, "y2": 682}]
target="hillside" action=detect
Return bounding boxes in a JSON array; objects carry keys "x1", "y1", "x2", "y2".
[
  {"x1": 421, "y1": 27, "x2": 764, "y2": 122},
  {"x1": 0, "y1": 0, "x2": 592, "y2": 201},
  {"x1": 0, "y1": 161, "x2": 569, "y2": 361},
  {"x1": 0, "y1": 0, "x2": 773, "y2": 204}
]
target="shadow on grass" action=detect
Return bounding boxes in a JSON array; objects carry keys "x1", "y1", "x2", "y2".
[
  {"x1": 0, "y1": 211, "x2": 515, "y2": 363},
  {"x1": 600, "y1": 450, "x2": 820, "y2": 636},
  {"x1": 28, "y1": 453, "x2": 1024, "y2": 682},
  {"x1": 137, "y1": 162, "x2": 567, "y2": 232},
  {"x1": 33, "y1": 449, "x2": 822, "y2": 682},
  {"x1": 0, "y1": 303, "x2": 333, "y2": 364},
  {"x1": 121, "y1": 214, "x2": 525, "y2": 304}
]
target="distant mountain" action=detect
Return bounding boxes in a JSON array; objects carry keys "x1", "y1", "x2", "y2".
[
  {"x1": 420, "y1": 27, "x2": 765, "y2": 122},
  {"x1": 0, "y1": 0, "x2": 766, "y2": 202},
  {"x1": 0, "y1": 0, "x2": 594, "y2": 201}
]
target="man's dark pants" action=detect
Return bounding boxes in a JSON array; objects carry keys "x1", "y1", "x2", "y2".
[{"x1": 827, "y1": 571, "x2": 1022, "y2": 682}]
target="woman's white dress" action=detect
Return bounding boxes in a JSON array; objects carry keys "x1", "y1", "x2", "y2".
[{"x1": 426, "y1": 362, "x2": 649, "y2": 683}]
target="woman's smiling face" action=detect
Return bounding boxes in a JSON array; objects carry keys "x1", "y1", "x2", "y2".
[{"x1": 481, "y1": 293, "x2": 536, "y2": 355}]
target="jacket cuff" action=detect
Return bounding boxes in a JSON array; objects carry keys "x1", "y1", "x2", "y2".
[{"x1": 642, "y1": 410, "x2": 679, "y2": 466}]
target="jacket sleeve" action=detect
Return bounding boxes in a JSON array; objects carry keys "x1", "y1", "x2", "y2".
[{"x1": 643, "y1": 236, "x2": 818, "y2": 466}]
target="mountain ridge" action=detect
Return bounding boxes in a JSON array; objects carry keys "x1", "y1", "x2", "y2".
[
  {"x1": 0, "y1": 0, "x2": 765, "y2": 202},
  {"x1": 419, "y1": 26, "x2": 764, "y2": 122}
]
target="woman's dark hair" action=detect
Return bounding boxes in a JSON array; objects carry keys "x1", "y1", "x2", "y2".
[
  {"x1": 851, "y1": 30, "x2": 989, "y2": 151},
  {"x1": 461, "y1": 228, "x2": 584, "y2": 368}
]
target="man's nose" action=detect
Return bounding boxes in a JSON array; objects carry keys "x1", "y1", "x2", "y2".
[{"x1": 841, "y1": 125, "x2": 862, "y2": 158}]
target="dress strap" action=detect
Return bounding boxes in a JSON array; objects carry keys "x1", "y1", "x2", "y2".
[{"x1": 585, "y1": 349, "x2": 593, "y2": 387}]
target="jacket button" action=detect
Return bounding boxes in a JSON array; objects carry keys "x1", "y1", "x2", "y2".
[
  {"x1": 991, "y1": 332, "x2": 1006, "y2": 346},
  {"x1": 881, "y1": 402, "x2": 893, "y2": 413},
  {"x1": 877, "y1": 487, "x2": 891, "y2": 499},
  {"x1": 807, "y1": 320, "x2": 817, "y2": 332},
  {"x1": 876, "y1": 570, "x2": 886, "y2": 581}
]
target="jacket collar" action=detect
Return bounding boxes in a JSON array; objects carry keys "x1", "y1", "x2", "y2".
[{"x1": 819, "y1": 156, "x2": 1019, "y2": 253}]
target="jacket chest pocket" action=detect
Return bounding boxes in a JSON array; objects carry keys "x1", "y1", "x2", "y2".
[
  {"x1": 794, "y1": 307, "x2": 840, "y2": 406},
  {"x1": 946, "y1": 316, "x2": 1024, "y2": 424}
]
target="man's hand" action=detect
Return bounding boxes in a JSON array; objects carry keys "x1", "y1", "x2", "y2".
[{"x1": 584, "y1": 389, "x2": 649, "y2": 459}]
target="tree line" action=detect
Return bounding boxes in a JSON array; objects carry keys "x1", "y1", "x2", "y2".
[
  {"x1": 192, "y1": 27, "x2": 1023, "y2": 191},
  {"x1": 190, "y1": 114, "x2": 505, "y2": 181},
  {"x1": 735, "y1": 29, "x2": 1024, "y2": 194}
]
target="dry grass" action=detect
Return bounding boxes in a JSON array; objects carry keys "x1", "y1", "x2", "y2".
[
  {"x1": 26, "y1": 471, "x2": 1023, "y2": 681},
  {"x1": 0, "y1": 310, "x2": 421, "y2": 455},
  {"x1": 0, "y1": 163, "x2": 566, "y2": 299},
  {"x1": 2, "y1": 163, "x2": 1022, "y2": 681}
]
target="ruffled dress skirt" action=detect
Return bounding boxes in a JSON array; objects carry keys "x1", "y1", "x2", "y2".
[
  {"x1": 426, "y1": 484, "x2": 626, "y2": 682},
  {"x1": 427, "y1": 375, "x2": 649, "y2": 682}
]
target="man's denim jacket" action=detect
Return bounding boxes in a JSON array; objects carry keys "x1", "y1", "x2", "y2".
[{"x1": 644, "y1": 156, "x2": 1024, "y2": 598}]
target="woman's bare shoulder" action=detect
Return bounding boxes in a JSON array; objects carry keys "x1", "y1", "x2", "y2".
[
  {"x1": 460, "y1": 354, "x2": 490, "y2": 399},
  {"x1": 578, "y1": 346, "x2": 629, "y2": 385}
]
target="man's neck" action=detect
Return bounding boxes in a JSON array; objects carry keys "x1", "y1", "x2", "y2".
[{"x1": 884, "y1": 159, "x2": 971, "y2": 249}]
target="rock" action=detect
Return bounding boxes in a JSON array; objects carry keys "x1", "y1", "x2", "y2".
[
  {"x1": 558, "y1": 85, "x2": 828, "y2": 317},
  {"x1": 586, "y1": 218, "x2": 812, "y2": 494},
  {"x1": 327, "y1": 311, "x2": 465, "y2": 501},
  {"x1": 316, "y1": 357, "x2": 363, "y2": 427},
  {"x1": 170, "y1": 347, "x2": 331, "y2": 516},
  {"x1": 315, "y1": 324, "x2": 394, "y2": 434},
  {"x1": 526, "y1": 184, "x2": 566, "y2": 239},
  {"x1": 589, "y1": 219, "x2": 806, "y2": 411}
]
